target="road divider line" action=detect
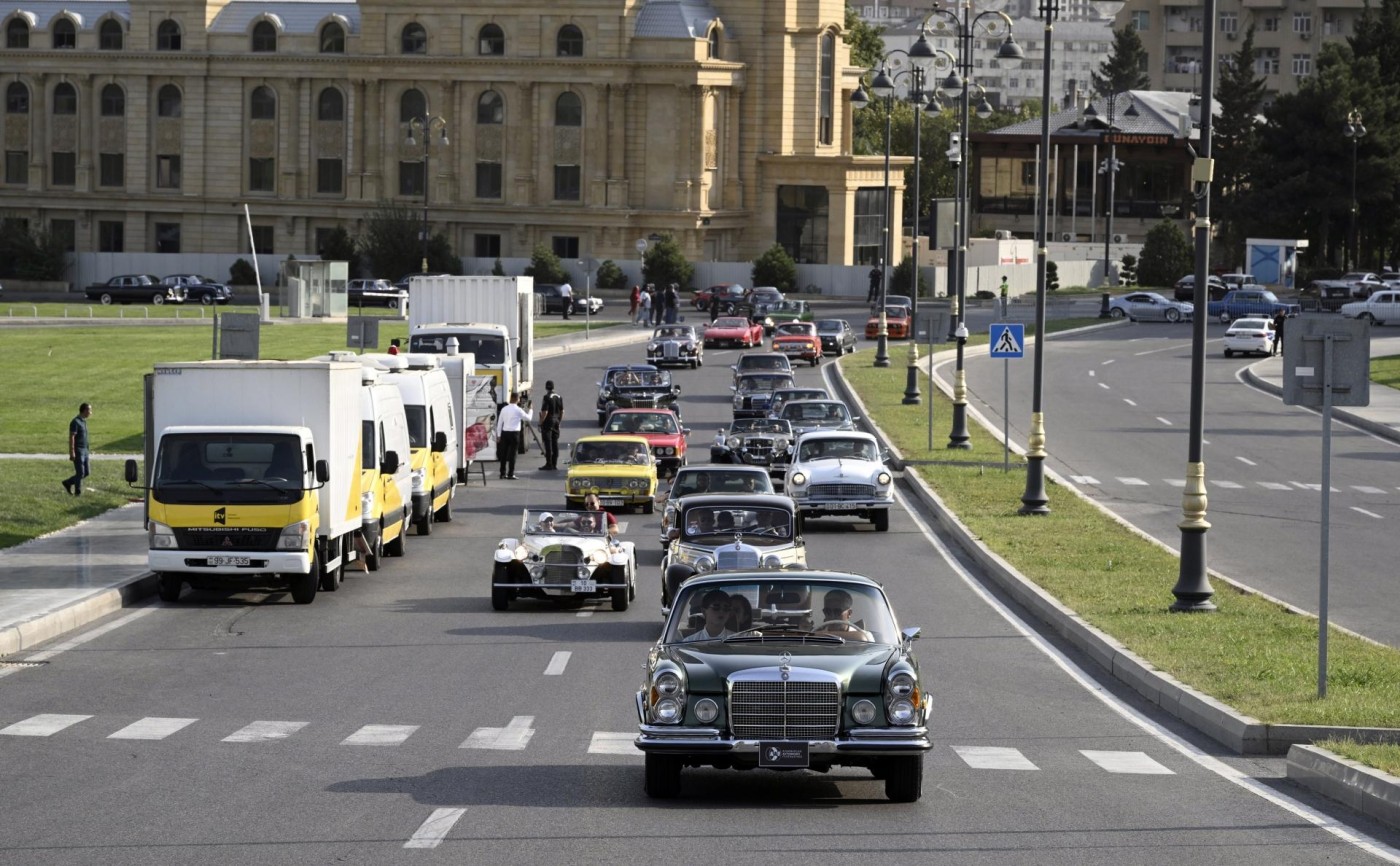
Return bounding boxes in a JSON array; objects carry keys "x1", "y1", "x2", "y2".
[
  {"x1": 0, "y1": 713, "x2": 92, "y2": 736},
  {"x1": 544, "y1": 651, "x2": 571, "y2": 676},
  {"x1": 460, "y1": 715, "x2": 534, "y2": 750},
  {"x1": 1235, "y1": 456, "x2": 1257, "y2": 466},
  {"x1": 1123, "y1": 398, "x2": 1136, "y2": 407},
  {"x1": 403, "y1": 807, "x2": 466, "y2": 849},
  {"x1": 221, "y1": 720, "x2": 308, "y2": 743},
  {"x1": 1081, "y1": 750, "x2": 1174, "y2": 775},
  {"x1": 342, "y1": 724, "x2": 419, "y2": 746},
  {"x1": 588, "y1": 731, "x2": 639, "y2": 755},
  {"x1": 1156, "y1": 416, "x2": 1173, "y2": 426},
  {"x1": 1350, "y1": 507, "x2": 1384, "y2": 520}
]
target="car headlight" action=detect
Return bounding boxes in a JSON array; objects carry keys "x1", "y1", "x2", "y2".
[
  {"x1": 790, "y1": 471, "x2": 807, "y2": 486},
  {"x1": 569, "y1": 477, "x2": 586, "y2": 491},
  {"x1": 852, "y1": 700, "x2": 877, "y2": 726},
  {"x1": 733, "y1": 395, "x2": 743, "y2": 407},
  {"x1": 149, "y1": 521, "x2": 177, "y2": 550},
  {"x1": 647, "y1": 343, "x2": 659, "y2": 351},
  {"x1": 276, "y1": 520, "x2": 311, "y2": 551},
  {"x1": 886, "y1": 672, "x2": 920, "y2": 726},
  {"x1": 411, "y1": 466, "x2": 426, "y2": 492},
  {"x1": 774, "y1": 437, "x2": 788, "y2": 450},
  {"x1": 877, "y1": 471, "x2": 892, "y2": 486},
  {"x1": 360, "y1": 490, "x2": 375, "y2": 519},
  {"x1": 762, "y1": 554, "x2": 782, "y2": 569},
  {"x1": 650, "y1": 671, "x2": 686, "y2": 724},
  {"x1": 529, "y1": 563, "x2": 546, "y2": 580},
  {"x1": 577, "y1": 565, "x2": 591, "y2": 579},
  {"x1": 694, "y1": 698, "x2": 720, "y2": 724},
  {"x1": 695, "y1": 555, "x2": 715, "y2": 573}
]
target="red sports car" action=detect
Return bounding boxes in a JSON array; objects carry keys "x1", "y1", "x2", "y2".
[
  {"x1": 865, "y1": 305, "x2": 912, "y2": 340},
  {"x1": 704, "y1": 315, "x2": 765, "y2": 348},
  {"x1": 601, "y1": 408, "x2": 689, "y2": 476},
  {"x1": 769, "y1": 321, "x2": 824, "y2": 366}
]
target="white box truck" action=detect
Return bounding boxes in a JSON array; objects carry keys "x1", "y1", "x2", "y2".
[
  {"x1": 407, "y1": 275, "x2": 535, "y2": 402},
  {"x1": 126, "y1": 360, "x2": 364, "y2": 604}
]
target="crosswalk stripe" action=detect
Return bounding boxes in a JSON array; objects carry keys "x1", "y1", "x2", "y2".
[
  {"x1": 1235, "y1": 456, "x2": 1257, "y2": 466},
  {"x1": 0, "y1": 714, "x2": 92, "y2": 737},
  {"x1": 1258, "y1": 482, "x2": 1291, "y2": 491},
  {"x1": 460, "y1": 715, "x2": 534, "y2": 750},
  {"x1": 108, "y1": 717, "x2": 198, "y2": 740},
  {"x1": 342, "y1": 724, "x2": 419, "y2": 746},
  {"x1": 1164, "y1": 478, "x2": 1186, "y2": 487},
  {"x1": 952, "y1": 745, "x2": 1039, "y2": 770},
  {"x1": 1210, "y1": 480, "x2": 1244, "y2": 489},
  {"x1": 403, "y1": 807, "x2": 466, "y2": 850},
  {"x1": 544, "y1": 651, "x2": 571, "y2": 676},
  {"x1": 1080, "y1": 750, "x2": 1174, "y2": 774},
  {"x1": 222, "y1": 721, "x2": 308, "y2": 743},
  {"x1": 1070, "y1": 475, "x2": 1099, "y2": 485},
  {"x1": 1350, "y1": 507, "x2": 1384, "y2": 520},
  {"x1": 1117, "y1": 477, "x2": 1148, "y2": 486},
  {"x1": 588, "y1": 731, "x2": 638, "y2": 755},
  {"x1": 1353, "y1": 486, "x2": 1386, "y2": 494}
]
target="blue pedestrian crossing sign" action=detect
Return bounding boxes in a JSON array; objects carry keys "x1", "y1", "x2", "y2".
[{"x1": 989, "y1": 323, "x2": 1025, "y2": 359}]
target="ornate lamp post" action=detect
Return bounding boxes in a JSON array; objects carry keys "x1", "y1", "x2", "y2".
[
  {"x1": 1083, "y1": 95, "x2": 1138, "y2": 285},
  {"x1": 406, "y1": 114, "x2": 449, "y2": 274},
  {"x1": 912, "y1": 3, "x2": 1023, "y2": 449},
  {"x1": 1344, "y1": 109, "x2": 1365, "y2": 272}
]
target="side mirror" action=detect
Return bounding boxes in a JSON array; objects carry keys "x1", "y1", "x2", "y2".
[
  {"x1": 729, "y1": 365, "x2": 737, "y2": 371},
  {"x1": 667, "y1": 527, "x2": 681, "y2": 541},
  {"x1": 314, "y1": 459, "x2": 330, "y2": 483},
  {"x1": 124, "y1": 458, "x2": 139, "y2": 485},
  {"x1": 729, "y1": 385, "x2": 737, "y2": 392},
  {"x1": 432, "y1": 430, "x2": 448, "y2": 452},
  {"x1": 381, "y1": 450, "x2": 400, "y2": 475},
  {"x1": 682, "y1": 429, "x2": 691, "y2": 437}
]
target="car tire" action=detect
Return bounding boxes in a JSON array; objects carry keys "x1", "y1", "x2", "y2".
[
  {"x1": 387, "y1": 297, "x2": 401, "y2": 310},
  {"x1": 320, "y1": 545, "x2": 343, "y2": 592},
  {"x1": 156, "y1": 573, "x2": 182, "y2": 603},
  {"x1": 435, "y1": 500, "x2": 453, "y2": 523},
  {"x1": 1224, "y1": 349, "x2": 1233, "y2": 358},
  {"x1": 642, "y1": 500, "x2": 655, "y2": 515},
  {"x1": 884, "y1": 756, "x2": 924, "y2": 803},
  {"x1": 644, "y1": 754, "x2": 682, "y2": 799},
  {"x1": 199, "y1": 293, "x2": 214, "y2": 306},
  {"x1": 1165, "y1": 308, "x2": 1181, "y2": 323},
  {"x1": 873, "y1": 510, "x2": 890, "y2": 532},
  {"x1": 491, "y1": 585, "x2": 510, "y2": 611},
  {"x1": 152, "y1": 293, "x2": 166, "y2": 306},
  {"x1": 98, "y1": 293, "x2": 113, "y2": 305},
  {"x1": 290, "y1": 558, "x2": 319, "y2": 604},
  {"x1": 1108, "y1": 308, "x2": 1125, "y2": 319},
  {"x1": 365, "y1": 528, "x2": 382, "y2": 572},
  {"x1": 1360, "y1": 312, "x2": 1376, "y2": 324},
  {"x1": 1219, "y1": 312, "x2": 1232, "y2": 324},
  {"x1": 385, "y1": 517, "x2": 407, "y2": 556},
  {"x1": 611, "y1": 584, "x2": 629, "y2": 612},
  {"x1": 416, "y1": 509, "x2": 432, "y2": 536}
]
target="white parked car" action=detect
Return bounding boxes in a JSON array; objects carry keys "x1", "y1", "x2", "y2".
[
  {"x1": 1222, "y1": 317, "x2": 1275, "y2": 357},
  {"x1": 491, "y1": 509, "x2": 637, "y2": 611},
  {"x1": 784, "y1": 430, "x2": 894, "y2": 532},
  {"x1": 1339, "y1": 290, "x2": 1400, "y2": 325}
]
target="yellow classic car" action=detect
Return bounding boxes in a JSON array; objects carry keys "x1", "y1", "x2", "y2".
[{"x1": 565, "y1": 435, "x2": 659, "y2": 513}]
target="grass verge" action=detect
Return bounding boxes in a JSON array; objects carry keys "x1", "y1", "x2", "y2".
[
  {"x1": 1373, "y1": 354, "x2": 1399, "y2": 390},
  {"x1": 839, "y1": 341, "x2": 1400, "y2": 772},
  {"x1": 0, "y1": 460, "x2": 140, "y2": 549}
]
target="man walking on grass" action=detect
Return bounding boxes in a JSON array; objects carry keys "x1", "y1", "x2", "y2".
[{"x1": 62, "y1": 402, "x2": 92, "y2": 496}]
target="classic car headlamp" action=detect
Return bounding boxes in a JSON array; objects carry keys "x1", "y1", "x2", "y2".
[
  {"x1": 647, "y1": 343, "x2": 660, "y2": 351},
  {"x1": 732, "y1": 395, "x2": 744, "y2": 408},
  {"x1": 852, "y1": 700, "x2": 877, "y2": 726},
  {"x1": 774, "y1": 437, "x2": 789, "y2": 450},
  {"x1": 877, "y1": 471, "x2": 893, "y2": 486},
  {"x1": 886, "y1": 672, "x2": 920, "y2": 726},
  {"x1": 790, "y1": 471, "x2": 808, "y2": 487},
  {"x1": 726, "y1": 436, "x2": 740, "y2": 449},
  {"x1": 693, "y1": 698, "x2": 720, "y2": 724},
  {"x1": 529, "y1": 563, "x2": 547, "y2": 581},
  {"x1": 694, "y1": 555, "x2": 715, "y2": 573},
  {"x1": 577, "y1": 565, "x2": 591, "y2": 579},
  {"x1": 762, "y1": 554, "x2": 783, "y2": 569}
]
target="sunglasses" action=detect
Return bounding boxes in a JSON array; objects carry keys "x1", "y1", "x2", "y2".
[{"x1": 707, "y1": 603, "x2": 733, "y2": 612}]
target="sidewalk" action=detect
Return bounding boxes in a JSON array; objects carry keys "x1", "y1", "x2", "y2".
[{"x1": 1241, "y1": 334, "x2": 1400, "y2": 443}]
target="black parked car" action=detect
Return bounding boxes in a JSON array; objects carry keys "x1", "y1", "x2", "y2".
[
  {"x1": 347, "y1": 279, "x2": 407, "y2": 309},
  {"x1": 1173, "y1": 274, "x2": 1228, "y2": 302},
  {"x1": 161, "y1": 274, "x2": 233, "y2": 306}
]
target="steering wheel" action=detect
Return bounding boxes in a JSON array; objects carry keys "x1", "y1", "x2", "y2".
[{"x1": 816, "y1": 619, "x2": 856, "y2": 632}]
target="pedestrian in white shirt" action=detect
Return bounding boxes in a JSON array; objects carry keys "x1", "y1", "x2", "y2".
[
  {"x1": 636, "y1": 288, "x2": 652, "y2": 326},
  {"x1": 495, "y1": 392, "x2": 532, "y2": 479},
  {"x1": 558, "y1": 282, "x2": 574, "y2": 319}
]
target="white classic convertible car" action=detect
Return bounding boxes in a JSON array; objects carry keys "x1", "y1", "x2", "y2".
[
  {"x1": 784, "y1": 430, "x2": 894, "y2": 532},
  {"x1": 492, "y1": 509, "x2": 637, "y2": 611}
]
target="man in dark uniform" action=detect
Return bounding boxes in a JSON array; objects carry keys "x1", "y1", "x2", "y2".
[
  {"x1": 538, "y1": 380, "x2": 564, "y2": 470},
  {"x1": 709, "y1": 290, "x2": 721, "y2": 322},
  {"x1": 868, "y1": 265, "x2": 882, "y2": 304},
  {"x1": 62, "y1": 402, "x2": 92, "y2": 495}
]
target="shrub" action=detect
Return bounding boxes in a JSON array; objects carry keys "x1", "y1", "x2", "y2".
[
  {"x1": 229, "y1": 258, "x2": 258, "y2": 285},
  {"x1": 1046, "y1": 260, "x2": 1060, "y2": 291},
  {"x1": 491, "y1": 258, "x2": 506, "y2": 277},
  {"x1": 523, "y1": 243, "x2": 568, "y2": 284},
  {"x1": 1136, "y1": 221, "x2": 1192, "y2": 288},
  {"x1": 596, "y1": 259, "x2": 628, "y2": 290},
  {"x1": 641, "y1": 235, "x2": 694, "y2": 290},
  {"x1": 891, "y1": 257, "x2": 927, "y2": 296},
  {"x1": 751, "y1": 244, "x2": 797, "y2": 293}
]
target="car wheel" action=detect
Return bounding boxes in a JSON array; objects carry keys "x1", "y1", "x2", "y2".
[
  {"x1": 435, "y1": 499, "x2": 453, "y2": 523},
  {"x1": 873, "y1": 510, "x2": 890, "y2": 532},
  {"x1": 1224, "y1": 349, "x2": 1233, "y2": 358},
  {"x1": 387, "y1": 297, "x2": 401, "y2": 310},
  {"x1": 1360, "y1": 312, "x2": 1376, "y2": 323},
  {"x1": 156, "y1": 573, "x2": 182, "y2": 603},
  {"x1": 644, "y1": 754, "x2": 682, "y2": 799},
  {"x1": 416, "y1": 508, "x2": 432, "y2": 536},
  {"x1": 1165, "y1": 308, "x2": 1181, "y2": 323},
  {"x1": 611, "y1": 584, "x2": 629, "y2": 612},
  {"x1": 491, "y1": 584, "x2": 510, "y2": 612},
  {"x1": 385, "y1": 517, "x2": 407, "y2": 557},
  {"x1": 290, "y1": 556, "x2": 319, "y2": 604},
  {"x1": 1108, "y1": 308, "x2": 1125, "y2": 319},
  {"x1": 365, "y1": 529, "x2": 382, "y2": 572},
  {"x1": 152, "y1": 293, "x2": 166, "y2": 306},
  {"x1": 199, "y1": 293, "x2": 214, "y2": 306},
  {"x1": 810, "y1": 357, "x2": 819, "y2": 367},
  {"x1": 99, "y1": 293, "x2": 114, "y2": 305},
  {"x1": 1219, "y1": 312, "x2": 1232, "y2": 324},
  {"x1": 884, "y1": 756, "x2": 924, "y2": 803},
  {"x1": 642, "y1": 499, "x2": 655, "y2": 515}
]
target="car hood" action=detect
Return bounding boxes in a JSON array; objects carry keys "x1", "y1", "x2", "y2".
[
  {"x1": 568, "y1": 463, "x2": 654, "y2": 479},
  {"x1": 663, "y1": 643, "x2": 897, "y2": 693},
  {"x1": 795, "y1": 458, "x2": 883, "y2": 482}
]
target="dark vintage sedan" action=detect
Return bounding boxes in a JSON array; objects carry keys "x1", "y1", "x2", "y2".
[
  {"x1": 815, "y1": 318, "x2": 857, "y2": 356},
  {"x1": 636, "y1": 569, "x2": 932, "y2": 801},
  {"x1": 84, "y1": 274, "x2": 185, "y2": 305},
  {"x1": 596, "y1": 364, "x2": 681, "y2": 426},
  {"x1": 162, "y1": 274, "x2": 234, "y2": 306}
]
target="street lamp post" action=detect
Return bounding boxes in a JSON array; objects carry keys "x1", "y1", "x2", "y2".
[
  {"x1": 911, "y1": 5, "x2": 1023, "y2": 449},
  {"x1": 406, "y1": 114, "x2": 449, "y2": 274},
  {"x1": 1084, "y1": 95, "x2": 1138, "y2": 285},
  {"x1": 1344, "y1": 109, "x2": 1365, "y2": 272}
]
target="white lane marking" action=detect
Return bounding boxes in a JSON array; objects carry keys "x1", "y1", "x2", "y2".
[
  {"x1": 1070, "y1": 475, "x2": 1100, "y2": 485},
  {"x1": 576, "y1": 610, "x2": 594, "y2": 618},
  {"x1": 1101, "y1": 359, "x2": 1115, "y2": 365},
  {"x1": 588, "y1": 731, "x2": 639, "y2": 755},
  {"x1": 1210, "y1": 480, "x2": 1244, "y2": 489},
  {"x1": 342, "y1": 724, "x2": 419, "y2": 746},
  {"x1": 1117, "y1": 477, "x2": 1148, "y2": 486},
  {"x1": 108, "y1": 717, "x2": 197, "y2": 740},
  {"x1": 1155, "y1": 416, "x2": 1173, "y2": 426},
  {"x1": 0, "y1": 606, "x2": 157, "y2": 680},
  {"x1": 1258, "y1": 482, "x2": 1291, "y2": 491},
  {"x1": 0, "y1": 713, "x2": 92, "y2": 736},
  {"x1": 460, "y1": 715, "x2": 534, "y2": 750},
  {"x1": 404, "y1": 807, "x2": 466, "y2": 850},
  {"x1": 544, "y1": 651, "x2": 571, "y2": 676},
  {"x1": 1350, "y1": 507, "x2": 1384, "y2": 520},
  {"x1": 1098, "y1": 382, "x2": 1111, "y2": 390},
  {"x1": 1235, "y1": 456, "x2": 1257, "y2": 466},
  {"x1": 1123, "y1": 398, "x2": 1137, "y2": 407},
  {"x1": 1081, "y1": 750, "x2": 1175, "y2": 775},
  {"x1": 953, "y1": 746, "x2": 1039, "y2": 771},
  {"x1": 888, "y1": 485, "x2": 1400, "y2": 861},
  {"x1": 222, "y1": 721, "x2": 308, "y2": 743},
  {"x1": 1293, "y1": 483, "x2": 1340, "y2": 492},
  {"x1": 1164, "y1": 479, "x2": 1186, "y2": 488},
  {"x1": 1353, "y1": 486, "x2": 1386, "y2": 495}
]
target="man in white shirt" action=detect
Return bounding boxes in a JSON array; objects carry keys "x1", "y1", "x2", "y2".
[
  {"x1": 558, "y1": 281, "x2": 573, "y2": 319},
  {"x1": 495, "y1": 392, "x2": 532, "y2": 479}
]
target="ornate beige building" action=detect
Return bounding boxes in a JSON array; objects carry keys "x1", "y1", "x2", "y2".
[{"x1": 0, "y1": 0, "x2": 906, "y2": 270}]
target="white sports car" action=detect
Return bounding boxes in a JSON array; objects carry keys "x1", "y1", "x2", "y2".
[
  {"x1": 784, "y1": 431, "x2": 894, "y2": 532},
  {"x1": 492, "y1": 509, "x2": 637, "y2": 611}
]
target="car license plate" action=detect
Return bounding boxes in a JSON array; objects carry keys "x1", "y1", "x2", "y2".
[
  {"x1": 824, "y1": 502, "x2": 863, "y2": 510},
  {"x1": 570, "y1": 579, "x2": 597, "y2": 593},
  {"x1": 600, "y1": 497, "x2": 624, "y2": 507},
  {"x1": 759, "y1": 741, "x2": 810, "y2": 768},
  {"x1": 206, "y1": 555, "x2": 251, "y2": 567}
]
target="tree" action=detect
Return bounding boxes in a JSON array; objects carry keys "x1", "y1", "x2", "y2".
[
  {"x1": 1137, "y1": 220, "x2": 1194, "y2": 287},
  {"x1": 596, "y1": 259, "x2": 628, "y2": 290},
  {"x1": 752, "y1": 244, "x2": 797, "y2": 293},
  {"x1": 491, "y1": 258, "x2": 506, "y2": 276},
  {"x1": 891, "y1": 256, "x2": 927, "y2": 296},
  {"x1": 1119, "y1": 253, "x2": 1139, "y2": 287},
  {"x1": 1045, "y1": 260, "x2": 1060, "y2": 292},
  {"x1": 843, "y1": 5, "x2": 884, "y2": 74},
  {"x1": 641, "y1": 235, "x2": 694, "y2": 289},
  {"x1": 229, "y1": 258, "x2": 258, "y2": 286},
  {"x1": 315, "y1": 226, "x2": 360, "y2": 275},
  {"x1": 1213, "y1": 28, "x2": 1269, "y2": 261},
  {"x1": 0, "y1": 221, "x2": 67, "y2": 281},
  {"x1": 523, "y1": 243, "x2": 568, "y2": 284},
  {"x1": 359, "y1": 201, "x2": 458, "y2": 280},
  {"x1": 1091, "y1": 26, "x2": 1151, "y2": 96}
]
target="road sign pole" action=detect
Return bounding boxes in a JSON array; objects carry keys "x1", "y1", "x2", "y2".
[{"x1": 1003, "y1": 357, "x2": 1010, "y2": 472}]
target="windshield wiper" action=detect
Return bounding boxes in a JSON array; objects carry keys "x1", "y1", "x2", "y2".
[
  {"x1": 228, "y1": 478, "x2": 296, "y2": 493},
  {"x1": 160, "y1": 477, "x2": 220, "y2": 493}
]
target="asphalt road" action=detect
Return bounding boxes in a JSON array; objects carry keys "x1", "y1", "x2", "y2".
[
  {"x1": 1, "y1": 305, "x2": 1397, "y2": 865},
  {"x1": 956, "y1": 318, "x2": 1400, "y2": 648}
]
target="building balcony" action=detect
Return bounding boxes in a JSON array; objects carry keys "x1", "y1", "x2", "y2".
[{"x1": 1241, "y1": 0, "x2": 1286, "y2": 7}]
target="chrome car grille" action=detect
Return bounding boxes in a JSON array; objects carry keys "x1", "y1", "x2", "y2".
[
  {"x1": 662, "y1": 343, "x2": 681, "y2": 359},
  {"x1": 731, "y1": 681, "x2": 841, "y2": 740},
  {"x1": 742, "y1": 438, "x2": 773, "y2": 458},
  {"x1": 716, "y1": 547, "x2": 761, "y2": 570},
  {"x1": 808, "y1": 483, "x2": 876, "y2": 499},
  {"x1": 536, "y1": 547, "x2": 585, "y2": 583}
]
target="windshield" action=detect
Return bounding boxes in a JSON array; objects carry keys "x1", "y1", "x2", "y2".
[
  {"x1": 798, "y1": 438, "x2": 878, "y2": 462},
  {"x1": 681, "y1": 505, "x2": 793, "y2": 542},
  {"x1": 665, "y1": 580, "x2": 898, "y2": 644},
  {"x1": 154, "y1": 433, "x2": 306, "y2": 505},
  {"x1": 604, "y1": 412, "x2": 678, "y2": 435},
  {"x1": 573, "y1": 440, "x2": 650, "y2": 464},
  {"x1": 782, "y1": 402, "x2": 849, "y2": 424},
  {"x1": 729, "y1": 419, "x2": 790, "y2": 434},
  {"x1": 521, "y1": 509, "x2": 608, "y2": 537},
  {"x1": 711, "y1": 317, "x2": 749, "y2": 329},
  {"x1": 882, "y1": 306, "x2": 907, "y2": 318},
  {"x1": 737, "y1": 376, "x2": 794, "y2": 393},
  {"x1": 774, "y1": 323, "x2": 814, "y2": 337},
  {"x1": 409, "y1": 332, "x2": 506, "y2": 365},
  {"x1": 739, "y1": 356, "x2": 790, "y2": 371},
  {"x1": 654, "y1": 327, "x2": 690, "y2": 339},
  {"x1": 816, "y1": 320, "x2": 844, "y2": 333},
  {"x1": 671, "y1": 471, "x2": 772, "y2": 497},
  {"x1": 609, "y1": 370, "x2": 668, "y2": 388}
]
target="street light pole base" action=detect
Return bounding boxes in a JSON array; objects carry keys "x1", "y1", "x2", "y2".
[
  {"x1": 1171, "y1": 528, "x2": 1217, "y2": 611},
  {"x1": 902, "y1": 367, "x2": 921, "y2": 404},
  {"x1": 1018, "y1": 455, "x2": 1049, "y2": 514},
  {"x1": 947, "y1": 404, "x2": 971, "y2": 449},
  {"x1": 874, "y1": 334, "x2": 891, "y2": 367}
]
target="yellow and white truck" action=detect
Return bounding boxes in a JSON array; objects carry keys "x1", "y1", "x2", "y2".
[
  {"x1": 127, "y1": 360, "x2": 363, "y2": 604},
  {"x1": 355, "y1": 365, "x2": 414, "y2": 569},
  {"x1": 406, "y1": 275, "x2": 535, "y2": 403}
]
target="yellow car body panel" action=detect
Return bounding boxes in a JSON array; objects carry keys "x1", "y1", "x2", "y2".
[{"x1": 565, "y1": 435, "x2": 658, "y2": 509}]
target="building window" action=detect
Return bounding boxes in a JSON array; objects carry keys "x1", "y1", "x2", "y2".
[
  {"x1": 249, "y1": 157, "x2": 275, "y2": 192},
  {"x1": 316, "y1": 158, "x2": 343, "y2": 194},
  {"x1": 156, "y1": 154, "x2": 181, "y2": 189},
  {"x1": 1130, "y1": 11, "x2": 1149, "y2": 31},
  {"x1": 157, "y1": 85, "x2": 182, "y2": 118},
  {"x1": 400, "y1": 89, "x2": 426, "y2": 123},
  {"x1": 777, "y1": 185, "x2": 830, "y2": 264},
  {"x1": 6, "y1": 18, "x2": 29, "y2": 48},
  {"x1": 1293, "y1": 13, "x2": 1312, "y2": 33},
  {"x1": 51, "y1": 152, "x2": 76, "y2": 186},
  {"x1": 552, "y1": 236, "x2": 579, "y2": 259},
  {"x1": 476, "y1": 162, "x2": 502, "y2": 199},
  {"x1": 98, "y1": 220, "x2": 123, "y2": 251},
  {"x1": 320, "y1": 22, "x2": 345, "y2": 53},
  {"x1": 52, "y1": 83, "x2": 77, "y2": 115},
  {"x1": 157, "y1": 19, "x2": 181, "y2": 51},
  {"x1": 818, "y1": 32, "x2": 835, "y2": 145},
  {"x1": 7, "y1": 83, "x2": 29, "y2": 114},
  {"x1": 479, "y1": 23, "x2": 504, "y2": 56},
  {"x1": 101, "y1": 84, "x2": 125, "y2": 116},
  {"x1": 1291, "y1": 53, "x2": 1312, "y2": 76},
  {"x1": 252, "y1": 20, "x2": 277, "y2": 52},
  {"x1": 1220, "y1": 12, "x2": 1238, "y2": 33},
  {"x1": 250, "y1": 86, "x2": 276, "y2": 120},
  {"x1": 154, "y1": 222, "x2": 181, "y2": 253},
  {"x1": 557, "y1": 24, "x2": 583, "y2": 57},
  {"x1": 99, "y1": 19, "x2": 123, "y2": 49},
  {"x1": 99, "y1": 153, "x2": 124, "y2": 186},
  {"x1": 853, "y1": 188, "x2": 886, "y2": 265},
  {"x1": 477, "y1": 91, "x2": 503, "y2": 124},
  {"x1": 317, "y1": 88, "x2": 344, "y2": 121},
  {"x1": 707, "y1": 27, "x2": 720, "y2": 59},
  {"x1": 475, "y1": 233, "x2": 501, "y2": 258},
  {"x1": 553, "y1": 165, "x2": 581, "y2": 201},
  {"x1": 250, "y1": 225, "x2": 273, "y2": 254},
  {"x1": 53, "y1": 18, "x2": 77, "y2": 48},
  {"x1": 399, "y1": 161, "x2": 424, "y2": 196},
  {"x1": 1256, "y1": 50, "x2": 1279, "y2": 75},
  {"x1": 5, "y1": 151, "x2": 28, "y2": 185},
  {"x1": 402, "y1": 23, "x2": 427, "y2": 54},
  {"x1": 555, "y1": 92, "x2": 582, "y2": 127},
  {"x1": 50, "y1": 219, "x2": 75, "y2": 252},
  {"x1": 1262, "y1": 16, "x2": 1279, "y2": 32}
]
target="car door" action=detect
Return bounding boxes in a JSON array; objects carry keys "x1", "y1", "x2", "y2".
[
  {"x1": 1126, "y1": 294, "x2": 1157, "y2": 319},
  {"x1": 1377, "y1": 292, "x2": 1399, "y2": 322}
]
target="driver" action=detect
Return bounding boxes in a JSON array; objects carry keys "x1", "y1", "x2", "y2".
[
  {"x1": 536, "y1": 512, "x2": 557, "y2": 533},
  {"x1": 815, "y1": 589, "x2": 874, "y2": 640}
]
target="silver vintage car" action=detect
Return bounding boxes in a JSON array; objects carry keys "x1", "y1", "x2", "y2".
[
  {"x1": 492, "y1": 509, "x2": 638, "y2": 611},
  {"x1": 646, "y1": 324, "x2": 704, "y2": 368},
  {"x1": 784, "y1": 431, "x2": 894, "y2": 532},
  {"x1": 660, "y1": 493, "x2": 805, "y2": 615}
]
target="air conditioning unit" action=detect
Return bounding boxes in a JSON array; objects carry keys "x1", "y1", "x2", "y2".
[
  {"x1": 1060, "y1": 232, "x2": 1074, "y2": 242},
  {"x1": 1112, "y1": 233, "x2": 1128, "y2": 244},
  {"x1": 1300, "y1": 31, "x2": 1311, "y2": 40},
  {"x1": 1226, "y1": 31, "x2": 1237, "y2": 40},
  {"x1": 994, "y1": 229, "x2": 1013, "y2": 240}
]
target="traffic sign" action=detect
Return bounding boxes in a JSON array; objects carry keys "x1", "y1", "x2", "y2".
[{"x1": 989, "y1": 323, "x2": 1025, "y2": 359}]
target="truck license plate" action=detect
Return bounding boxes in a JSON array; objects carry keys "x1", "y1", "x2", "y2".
[
  {"x1": 206, "y1": 555, "x2": 251, "y2": 567},
  {"x1": 570, "y1": 579, "x2": 597, "y2": 593}
]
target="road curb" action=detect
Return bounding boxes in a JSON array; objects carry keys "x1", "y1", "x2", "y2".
[
  {"x1": 1287, "y1": 745, "x2": 1400, "y2": 830},
  {"x1": 1241, "y1": 362, "x2": 1400, "y2": 445}
]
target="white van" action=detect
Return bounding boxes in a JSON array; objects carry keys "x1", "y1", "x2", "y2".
[
  {"x1": 362, "y1": 355, "x2": 458, "y2": 535},
  {"x1": 360, "y1": 369, "x2": 414, "y2": 568}
]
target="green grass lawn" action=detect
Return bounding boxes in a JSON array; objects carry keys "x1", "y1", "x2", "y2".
[
  {"x1": 1373, "y1": 354, "x2": 1400, "y2": 390},
  {"x1": 840, "y1": 341, "x2": 1400, "y2": 774}
]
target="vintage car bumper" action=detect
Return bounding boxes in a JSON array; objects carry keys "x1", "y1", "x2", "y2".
[
  {"x1": 774, "y1": 342, "x2": 820, "y2": 360},
  {"x1": 789, "y1": 495, "x2": 892, "y2": 515},
  {"x1": 566, "y1": 491, "x2": 652, "y2": 509},
  {"x1": 647, "y1": 344, "x2": 701, "y2": 366},
  {"x1": 635, "y1": 697, "x2": 932, "y2": 755}
]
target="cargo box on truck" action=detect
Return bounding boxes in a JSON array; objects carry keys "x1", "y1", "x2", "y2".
[{"x1": 407, "y1": 275, "x2": 535, "y2": 401}]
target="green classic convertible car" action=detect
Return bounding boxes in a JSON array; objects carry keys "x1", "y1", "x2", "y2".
[{"x1": 635, "y1": 569, "x2": 931, "y2": 802}]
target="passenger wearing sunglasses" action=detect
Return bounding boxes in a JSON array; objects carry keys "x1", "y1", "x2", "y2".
[
  {"x1": 683, "y1": 589, "x2": 736, "y2": 642},
  {"x1": 815, "y1": 589, "x2": 873, "y2": 640}
]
